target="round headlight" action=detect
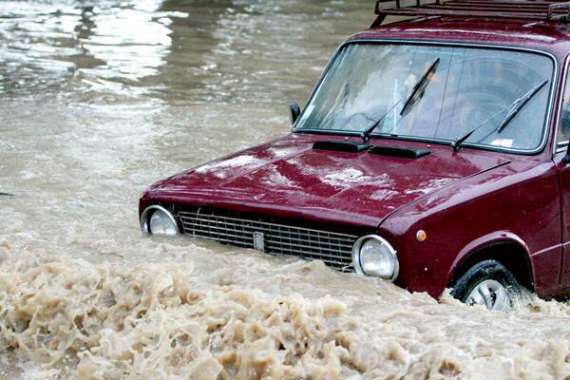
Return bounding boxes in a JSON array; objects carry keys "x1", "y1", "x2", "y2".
[
  {"x1": 352, "y1": 235, "x2": 398, "y2": 281},
  {"x1": 140, "y1": 205, "x2": 178, "y2": 236}
]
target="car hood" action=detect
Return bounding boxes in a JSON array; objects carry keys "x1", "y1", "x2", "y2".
[{"x1": 146, "y1": 134, "x2": 510, "y2": 229}]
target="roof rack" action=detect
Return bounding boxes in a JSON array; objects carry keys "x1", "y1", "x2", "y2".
[{"x1": 373, "y1": 0, "x2": 570, "y2": 25}]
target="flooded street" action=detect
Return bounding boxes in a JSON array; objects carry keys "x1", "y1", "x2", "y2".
[{"x1": 2, "y1": 1, "x2": 570, "y2": 379}]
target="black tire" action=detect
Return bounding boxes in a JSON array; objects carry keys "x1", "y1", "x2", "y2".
[{"x1": 451, "y1": 259, "x2": 521, "y2": 310}]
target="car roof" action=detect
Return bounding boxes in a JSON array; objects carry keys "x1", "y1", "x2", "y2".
[{"x1": 351, "y1": 17, "x2": 570, "y2": 58}]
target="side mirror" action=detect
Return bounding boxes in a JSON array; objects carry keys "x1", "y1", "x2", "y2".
[{"x1": 289, "y1": 101, "x2": 301, "y2": 125}]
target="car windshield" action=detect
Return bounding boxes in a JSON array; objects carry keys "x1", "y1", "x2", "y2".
[{"x1": 295, "y1": 43, "x2": 554, "y2": 152}]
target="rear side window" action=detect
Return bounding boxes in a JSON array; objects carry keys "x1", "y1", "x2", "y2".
[{"x1": 558, "y1": 65, "x2": 570, "y2": 150}]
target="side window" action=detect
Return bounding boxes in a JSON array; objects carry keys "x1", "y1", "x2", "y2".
[{"x1": 559, "y1": 69, "x2": 570, "y2": 147}]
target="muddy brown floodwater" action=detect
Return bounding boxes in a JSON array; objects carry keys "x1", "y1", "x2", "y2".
[{"x1": 1, "y1": 1, "x2": 570, "y2": 379}]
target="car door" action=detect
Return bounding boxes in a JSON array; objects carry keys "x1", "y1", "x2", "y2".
[{"x1": 555, "y1": 56, "x2": 570, "y2": 290}]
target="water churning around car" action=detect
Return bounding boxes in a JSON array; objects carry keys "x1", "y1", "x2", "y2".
[{"x1": 1, "y1": 1, "x2": 570, "y2": 379}]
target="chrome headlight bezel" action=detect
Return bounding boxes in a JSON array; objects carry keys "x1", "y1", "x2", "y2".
[
  {"x1": 352, "y1": 234, "x2": 399, "y2": 281},
  {"x1": 140, "y1": 205, "x2": 179, "y2": 236}
]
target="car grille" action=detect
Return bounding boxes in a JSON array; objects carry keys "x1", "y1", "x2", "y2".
[{"x1": 178, "y1": 209, "x2": 358, "y2": 272}]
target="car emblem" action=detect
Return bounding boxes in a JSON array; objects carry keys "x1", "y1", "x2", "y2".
[{"x1": 253, "y1": 231, "x2": 265, "y2": 252}]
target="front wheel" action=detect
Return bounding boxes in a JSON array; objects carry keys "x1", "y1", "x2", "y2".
[{"x1": 451, "y1": 259, "x2": 521, "y2": 312}]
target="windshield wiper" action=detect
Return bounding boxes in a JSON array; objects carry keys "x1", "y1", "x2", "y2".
[
  {"x1": 496, "y1": 79, "x2": 548, "y2": 133},
  {"x1": 451, "y1": 79, "x2": 549, "y2": 152},
  {"x1": 360, "y1": 99, "x2": 403, "y2": 143},
  {"x1": 451, "y1": 129, "x2": 476, "y2": 152},
  {"x1": 360, "y1": 57, "x2": 441, "y2": 143},
  {"x1": 400, "y1": 58, "x2": 440, "y2": 117}
]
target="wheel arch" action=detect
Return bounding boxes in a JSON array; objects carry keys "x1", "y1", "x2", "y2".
[{"x1": 448, "y1": 231, "x2": 535, "y2": 291}]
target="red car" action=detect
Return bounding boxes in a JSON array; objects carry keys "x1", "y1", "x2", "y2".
[{"x1": 140, "y1": 0, "x2": 570, "y2": 311}]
